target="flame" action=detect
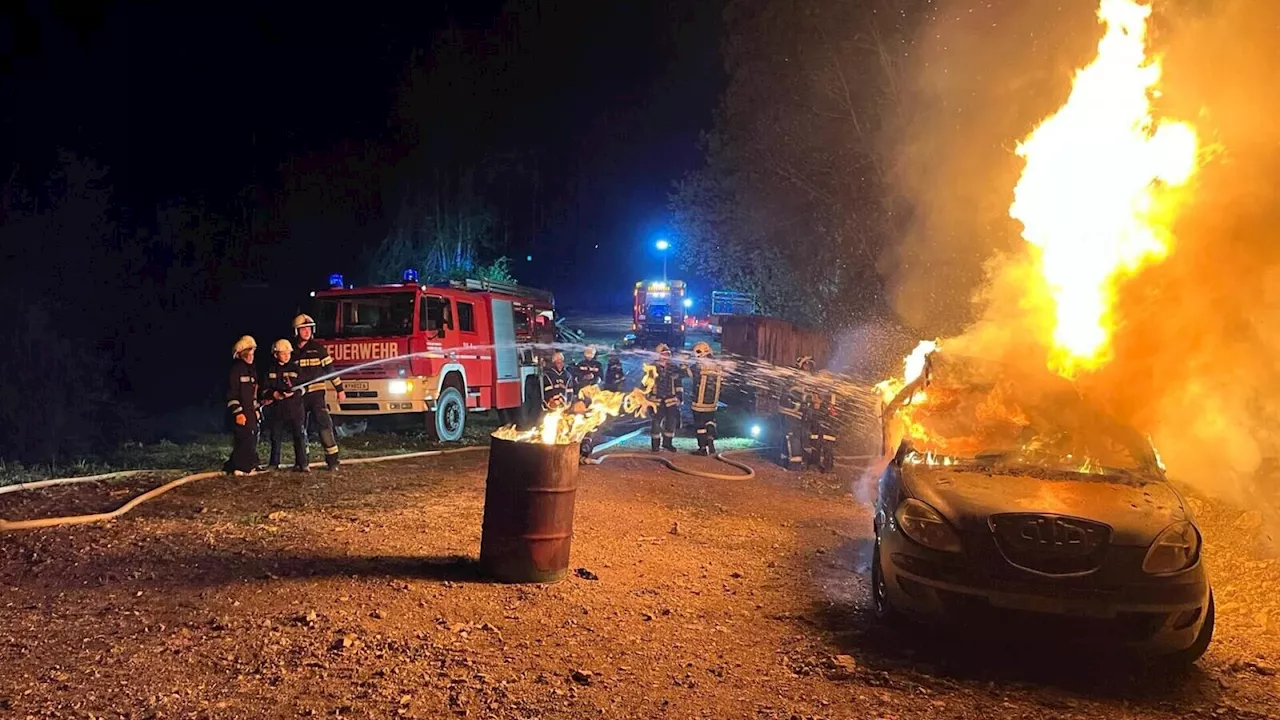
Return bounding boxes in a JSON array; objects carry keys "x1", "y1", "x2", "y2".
[
  {"x1": 875, "y1": 339, "x2": 938, "y2": 404},
  {"x1": 1010, "y1": 0, "x2": 1199, "y2": 378},
  {"x1": 494, "y1": 364, "x2": 659, "y2": 445}
]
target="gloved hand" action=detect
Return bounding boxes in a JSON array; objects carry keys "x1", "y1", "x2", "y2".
[
  {"x1": 235, "y1": 413, "x2": 247, "y2": 427},
  {"x1": 273, "y1": 391, "x2": 284, "y2": 401},
  {"x1": 336, "y1": 390, "x2": 347, "y2": 402}
]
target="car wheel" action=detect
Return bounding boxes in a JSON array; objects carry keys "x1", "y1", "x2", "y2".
[
  {"x1": 1163, "y1": 590, "x2": 1215, "y2": 669},
  {"x1": 871, "y1": 541, "x2": 899, "y2": 622},
  {"x1": 431, "y1": 386, "x2": 467, "y2": 443}
]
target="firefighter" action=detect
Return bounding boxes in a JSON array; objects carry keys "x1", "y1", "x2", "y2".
[
  {"x1": 603, "y1": 354, "x2": 625, "y2": 392},
  {"x1": 689, "y1": 341, "x2": 722, "y2": 456},
  {"x1": 575, "y1": 346, "x2": 603, "y2": 388},
  {"x1": 293, "y1": 314, "x2": 345, "y2": 471},
  {"x1": 224, "y1": 335, "x2": 261, "y2": 476},
  {"x1": 648, "y1": 343, "x2": 684, "y2": 452},
  {"x1": 542, "y1": 351, "x2": 574, "y2": 409},
  {"x1": 809, "y1": 381, "x2": 838, "y2": 474},
  {"x1": 261, "y1": 339, "x2": 308, "y2": 472},
  {"x1": 777, "y1": 356, "x2": 815, "y2": 470}
]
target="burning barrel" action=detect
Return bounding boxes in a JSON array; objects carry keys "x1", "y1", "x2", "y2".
[{"x1": 479, "y1": 434, "x2": 580, "y2": 583}]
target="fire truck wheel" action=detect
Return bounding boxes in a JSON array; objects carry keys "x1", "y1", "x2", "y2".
[{"x1": 431, "y1": 386, "x2": 467, "y2": 443}]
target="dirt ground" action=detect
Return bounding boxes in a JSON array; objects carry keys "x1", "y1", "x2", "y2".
[{"x1": 1, "y1": 444, "x2": 1277, "y2": 719}]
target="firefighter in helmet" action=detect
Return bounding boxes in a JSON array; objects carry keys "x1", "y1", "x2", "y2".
[
  {"x1": 292, "y1": 313, "x2": 344, "y2": 471},
  {"x1": 261, "y1": 338, "x2": 308, "y2": 472},
  {"x1": 225, "y1": 335, "x2": 261, "y2": 476},
  {"x1": 542, "y1": 351, "x2": 574, "y2": 409},
  {"x1": 807, "y1": 367, "x2": 838, "y2": 474},
  {"x1": 777, "y1": 356, "x2": 815, "y2": 470},
  {"x1": 689, "y1": 341, "x2": 722, "y2": 456},
  {"x1": 648, "y1": 343, "x2": 684, "y2": 452},
  {"x1": 575, "y1": 346, "x2": 603, "y2": 388},
  {"x1": 603, "y1": 353, "x2": 625, "y2": 392}
]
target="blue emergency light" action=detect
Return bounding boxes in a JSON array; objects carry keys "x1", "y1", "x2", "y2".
[
  {"x1": 328, "y1": 273, "x2": 344, "y2": 288},
  {"x1": 682, "y1": 298, "x2": 693, "y2": 309},
  {"x1": 403, "y1": 268, "x2": 419, "y2": 283}
]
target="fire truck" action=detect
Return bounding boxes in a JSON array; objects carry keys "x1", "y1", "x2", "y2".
[
  {"x1": 632, "y1": 280, "x2": 687, "y2": 348},
  {"x1": 311, "y1": 272, "x2": 556, "y2": 441}
]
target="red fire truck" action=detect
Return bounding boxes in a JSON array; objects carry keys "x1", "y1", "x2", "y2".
[{"x1": 310, "y1": 274, "x2": 556, "y2": 441}]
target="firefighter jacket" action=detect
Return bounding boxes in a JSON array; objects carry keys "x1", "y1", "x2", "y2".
[
  {"x1": 226, "y1": 358, "x2": 259, "y2": 423},
  {"x1": 649, "y1": 362, "x2": 685, "y2": 407},
  {"x1": 690, "y1": 360, "x2": 722, "y2": 413},
  {"x1": 575, "y1": 358, "x2": 603, "y2": 387},
  {"x1": 604, "y1": 360, "x2": 625, "y2": 391},
  {"x1": 261, "y1": 360, "x2": 304, "y2": 420},
  {"x1": 294, "y1": 340, "x2": 344, "y2": 395},
  {"x1": 779, "y1": 381, "x2": 809, "y2": 420},
  {"x1": 542, "y1": 366, "x2": 575, "y2": 408}
]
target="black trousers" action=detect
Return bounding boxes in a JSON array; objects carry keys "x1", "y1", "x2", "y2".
[
  {"x1": 226, "y1": 418, "x2": 260, "y2": 473},
  {"x1": 268, "y1": 405, "x2": 307, "y2": 469},
  {"x1": 650, "y1": 401, "x2": 680, "y2": 439},
  {"x1": 693, "y1": 409, "x2": 717, "y2": 448},
  {"x1": 303, "y1": 390, "x2": 340, "y2": 465},
  {"x1": 779, "y1": 412, "x2": 806, "y2": 468}
]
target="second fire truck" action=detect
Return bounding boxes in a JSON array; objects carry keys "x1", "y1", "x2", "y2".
[{"x1": 309, "y1": 273, "x2": 556, "y2": 441}]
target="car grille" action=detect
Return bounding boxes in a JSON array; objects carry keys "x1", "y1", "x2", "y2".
[{"x1": 989, "y1": 513, "x2": 1112, "y2": 576}]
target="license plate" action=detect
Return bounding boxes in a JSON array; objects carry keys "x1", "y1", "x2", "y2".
[{"x1": 344, "y1": 381, "x2": 369, "y2": 391}]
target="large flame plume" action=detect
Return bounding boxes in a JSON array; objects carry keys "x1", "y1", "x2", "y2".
[
  {"x1": 1010, "y1": 0, "x2": 1199, "y2": 378},
  {"x1": 494, "y1": 364, "x2": 657, "y2": 445}
]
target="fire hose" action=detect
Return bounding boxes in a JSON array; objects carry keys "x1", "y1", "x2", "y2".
[{"x1": 0, "y1": 443, "x2": 776, "y2": 532}]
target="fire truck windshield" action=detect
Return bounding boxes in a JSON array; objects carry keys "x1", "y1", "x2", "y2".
[{"x1": 315, "y1": 293, "x2": 415, "y2": 339}]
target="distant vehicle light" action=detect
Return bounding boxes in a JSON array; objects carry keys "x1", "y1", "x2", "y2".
[
  {"x1": 526, "y1": 255, "x2": 533, "y2": 262},
  {"x1": 682, "y1": 298, "x2": 693, "y2": 308},
  {"x1": 648, "y1": 281, "x2": 669, "y2": 291},
  {"x1": 664, "y1": 315, "x2": 673, "y2": 323},
  {"x1": 309, "y1": 291, "x2": 316, "y2": 297},
  {"x1": 750, "y1": 424, "x2": 762, "y2": 438},
  {"x1": 403, "y1": 268, "x2": 419, "y2": 283},
  {"x1": 328, "y1": 273, "x2": 344, "y2": 288}
]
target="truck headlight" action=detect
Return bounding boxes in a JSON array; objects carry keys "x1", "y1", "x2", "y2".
[
  {"x1": 388, "y1": 379, "x2": 412, "y2": 396},
  {"x1": 1143, "y1": 521, "x2": 1200, "y2": 574},
  {"x1": 894, "y1": 499, "x2": 962, "y2": 553}
]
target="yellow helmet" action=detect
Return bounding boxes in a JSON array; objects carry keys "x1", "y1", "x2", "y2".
[
  {"x1": 292, "y1": 314, "x2": 316, "y2": 333},
  {"x1": 692, "y1": 341, "x2": 712, "y2": 358},
  {"x1": 232, "y1": 335, "x2": 257, "y2": 358},
  {"x1": 272, "y1": 339, "x2": 293, "y2": 354},
  {"x1": 654, "y1": 343, "x2": 671, "y2": 356}
]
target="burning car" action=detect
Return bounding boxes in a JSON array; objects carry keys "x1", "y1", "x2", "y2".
[{"x1": 872, "y1": 348, "x2": 1213, "y2": 664}]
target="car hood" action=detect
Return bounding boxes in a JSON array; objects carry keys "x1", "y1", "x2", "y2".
[{"x1": 902, "y1": 466, "x2": 1187, "y2": 546}]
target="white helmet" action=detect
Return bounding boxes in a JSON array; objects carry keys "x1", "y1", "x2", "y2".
[
  {"x1": 692, "y1": 341, "x2": 712, "y2": 358},
  {"x1": 551, "y1": 351, "x2": 565, "y2": 365},
  {"x1": 232, "y1": 335, "x2": 257, "y2": 358},
  {"x1": 583, "y1": 346, "x2": 597, "y2": 360},
  {"x1": 272, "y1": 339, "x2": 293, "y2": 354},
  {"x1": 293, "y1": 314, "x2": 316, "y2": 334}
]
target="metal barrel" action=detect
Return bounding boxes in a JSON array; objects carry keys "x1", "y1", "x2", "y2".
[{"x1": 479, "y1": 435, "x2": 580, "y2": 583}]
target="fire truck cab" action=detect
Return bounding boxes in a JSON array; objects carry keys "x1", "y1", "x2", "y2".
[
  {"x1": 311, "y1": 274, "x2": 554, "y2": 441},
  {"x1": 632, "y1": 280, "x2": 687, "y2": 349}
]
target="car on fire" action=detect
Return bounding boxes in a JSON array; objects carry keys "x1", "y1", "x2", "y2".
[{"x1": 873, "y1": 351, "x2": 1213, "y2": 665}]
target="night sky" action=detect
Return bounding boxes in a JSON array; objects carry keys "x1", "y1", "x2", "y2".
[{"x1": 0, "y1": 0, "x2": 723, "y2": 310}]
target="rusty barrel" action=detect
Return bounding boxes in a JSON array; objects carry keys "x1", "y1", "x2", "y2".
[{"x1": 479, "y1": 435, "x2": 580, "y2": 583}]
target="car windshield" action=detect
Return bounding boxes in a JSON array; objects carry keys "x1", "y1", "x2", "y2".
[
  {"x1": 886, "y1": 354, "x2": 1154, "y2": 476},
  {"x1": 647, "y1": 303, "x2": 670, "y2": 319},
  {"x1": 315, "y1": 293, "x2": 415, "y2": 339}
]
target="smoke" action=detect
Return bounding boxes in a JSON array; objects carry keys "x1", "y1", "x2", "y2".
[{"x1": 882, "y1": 0, "x2": 1280, "y2": 505}]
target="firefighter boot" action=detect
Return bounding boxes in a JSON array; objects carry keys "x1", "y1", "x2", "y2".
[
  {"x1": 691, "y1": 434, "x2": 709, "y2": 456},
  {"x1": 651, "y1": 437, "x2": 662, "y2": 453},
  {"x1": 707, "y1": 439, "x2": 717, "y2": 455},
  {"x1": 662, "y1": 436, "x2": 677, "y2": 453}
]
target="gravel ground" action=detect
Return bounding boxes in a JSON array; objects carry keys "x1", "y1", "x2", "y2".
[{"x1": 0, "y1": 447, "x2": 1277, "y2": 719}]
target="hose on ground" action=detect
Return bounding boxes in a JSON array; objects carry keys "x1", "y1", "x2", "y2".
[
  {"x1": 585, "y1": 448, "x2": 761, "y2": 480},
  {"x1": 0, "y1": 447, "x2": 488, "y2": 532}
]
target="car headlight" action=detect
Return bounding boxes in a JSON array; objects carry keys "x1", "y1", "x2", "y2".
[
  {"x1": 388, "y1": 379, "x2": 412, "y2": 396},
  {"x1": 894, "y1": 498, "x2": 962, "y2": 553},
  {"x1": 1143, "y1": 521, "x2": 1200, "y2": 574}
]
